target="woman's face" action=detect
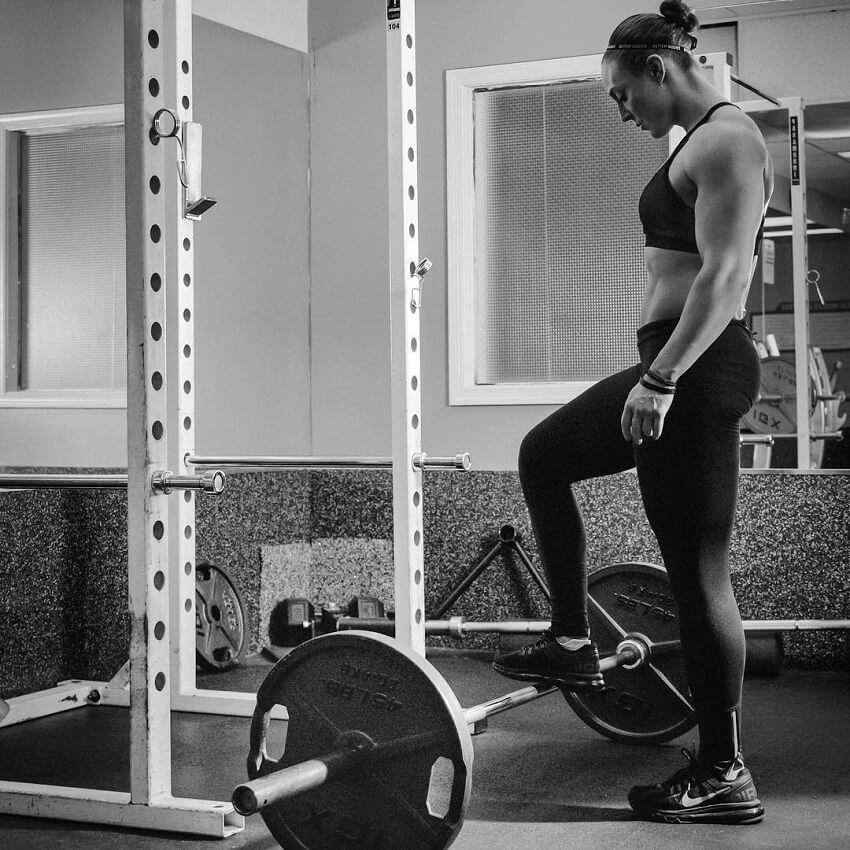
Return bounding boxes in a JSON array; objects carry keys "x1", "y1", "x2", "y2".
[{"x1": 601, "y1": 57, "x2": 672, "y2": 139}]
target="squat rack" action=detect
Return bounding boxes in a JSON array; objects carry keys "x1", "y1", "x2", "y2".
[{"x1": 0, "y1": 0, "x2": 435, "y2": 837}]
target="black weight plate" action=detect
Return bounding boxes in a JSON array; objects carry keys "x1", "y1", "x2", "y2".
[
  {"x1": 563, "y1": 562, "x2": 696, "y2": 745},
  {"x1": 196, "y1": 561, "x2": 248, "y2": 672},
  {"x1": 249, "y1": 631, "x2": 473, "y2": 850}
]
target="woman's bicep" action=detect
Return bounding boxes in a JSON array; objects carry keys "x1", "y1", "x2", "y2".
[{"x1": 692, "y1": 135, "x2": 765, "y2": 277}]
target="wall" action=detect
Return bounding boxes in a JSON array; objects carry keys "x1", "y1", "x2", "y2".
[
  {"x1": 308, "y1": 1, "x2": 850, "y2": 471},
  {"x1": 0, "y1": 1, "x2": 311, "y2": 466}
]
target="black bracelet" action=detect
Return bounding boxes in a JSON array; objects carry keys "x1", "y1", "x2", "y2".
[
  {"x1": 645, "y1": 367, "x2": 676, "y2": 388},
  {"x1": 640, "y1": 375, "x2": 676, "y2": 394}
]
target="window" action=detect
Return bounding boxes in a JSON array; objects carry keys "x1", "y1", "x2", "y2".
[
  {"x1": 446, "y1": 56, "x2": 667, "y2": 404},
  {"x1": 0, "y1": 105, "x2": 126, "y2": 408}
]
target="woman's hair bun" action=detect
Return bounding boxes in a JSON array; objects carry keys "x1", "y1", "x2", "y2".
[{"x1": 659, "y1": 0, "x2": 698, "y2": 33}]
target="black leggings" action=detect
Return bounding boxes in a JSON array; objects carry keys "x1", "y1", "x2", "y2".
[{"x1": 518, "y1": 318, "x2": 761, "y2": 758}]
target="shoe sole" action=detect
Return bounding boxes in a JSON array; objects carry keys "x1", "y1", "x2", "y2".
[
  {"x1": 492, "y1": 662, "x2": 605, "y2": 692},
  {"x1": 630, "y1": 801, "x2": 765, "y2": 825}
]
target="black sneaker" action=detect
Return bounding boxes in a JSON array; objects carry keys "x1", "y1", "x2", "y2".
[
  {"x1": 492, "y1": 630, "x2": 604, "y2": 691},
  {"x1": 628, "y1": 748, "x2": 765, "y2": 825}
]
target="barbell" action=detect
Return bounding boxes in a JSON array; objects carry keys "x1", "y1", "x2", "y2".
[{"x1": 231, "y1": 563, "x2": 696, "y2": 849}]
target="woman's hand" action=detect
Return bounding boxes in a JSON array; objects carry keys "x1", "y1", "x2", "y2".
[{"x1": 620, "y1": 382, "x2": 674, "y2": 445}]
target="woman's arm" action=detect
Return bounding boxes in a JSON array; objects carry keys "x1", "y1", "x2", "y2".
[{"x1": 647, "y1": 124, "x2": 767, "y2": 382}]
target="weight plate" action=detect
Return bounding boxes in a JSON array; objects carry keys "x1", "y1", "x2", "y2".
[
  {"x1": 249, "y1": 631, "x2": 473, "y2": 850},
  {"x1": 196, "y1": 561, "x2": 248, "y2": 672},
  {"x1": 563, "y1": 562, "x2": 696, "y2": 745},
  {"x1": 743, "y1": 355, "x2": 819, "y2": 435}
]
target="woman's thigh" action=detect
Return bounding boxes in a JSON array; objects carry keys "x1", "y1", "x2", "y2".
[{"x1": 520, "y1": 364, "x2": 641, "y2": 484}]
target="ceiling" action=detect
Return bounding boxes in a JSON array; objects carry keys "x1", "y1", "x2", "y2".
[{"x1": 695, "y1": 0, "x2": 850, "y2": 23}]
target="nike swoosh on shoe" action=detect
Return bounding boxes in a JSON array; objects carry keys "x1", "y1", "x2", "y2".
[{"x1": 680, "y1": 786, "x2": 733, "y2": 809}]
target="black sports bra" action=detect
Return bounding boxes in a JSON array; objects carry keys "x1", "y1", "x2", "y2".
[{"x1": 639, "y1": 102, "x2": 764, "y2": 256}]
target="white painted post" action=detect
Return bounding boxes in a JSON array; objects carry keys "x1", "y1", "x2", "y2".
[
  {"x1": 786, "y1": 97, "x2": 811, "y2": 469},
  {"x1": 166, "y1": 0, "x2": 200, "y2": 696},
  {"x1": 387, "y1": 0, "x2": 425, "y2": 654},
  {"x1": 124, "y1": 0, "x2": 173, "y2": 801}
]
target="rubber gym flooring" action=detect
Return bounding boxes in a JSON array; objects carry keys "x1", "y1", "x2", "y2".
[{"x1": 1, "y1": 652, "x2": 848, "y2": 850}]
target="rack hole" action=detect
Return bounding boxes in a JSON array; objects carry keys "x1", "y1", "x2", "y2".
[
  {"x1": 154, "y1": 621, "x2": 165, "y2": 640},
  {"x1": 184, "y1": 416, "x2": 192, "y2": 431},
  {"x1": 183, "y1": 344, "x2": 191, "y2": 358},
  {"x1": 407, "y1": 147, "x2": 415, "y2": 162},
  {"x1": 406, "y1": 34, "x2": 413, "y2": 48},
  {"x1": 150, "y1": 273, "x2": 162, "y2": 292},
  {"x1": 152, "y1": 421, "x2": 164, "y2": 440},
  {"x1": 411, "y1": 414, "x2": 419, "y2": 429},
  {"x1": 148, "y1": 30, "x2": 160, "y2": 49},
  {"x1": 183, "y1": 273, "x2": 191, "y2": 287},
  {"x1": 408, "y1": 185, "x2": 415, "y2": 200},
  {"x1": 185, "y1": 561, "x2": 192, "y2": 575},
  {"x1": 413, "y1": 491, "x2": 420, "y2": 507},
  {"x1": 182, "y1": 60, "x2": 190, "y2": 74},
  {"x1": 151, "y1": 322, "x2": 163, "y2": 341},
  {"x1": 150, "y1": 225, "x2": 161, "y2": 243},
  {"x1": 414, "y1": 530, "x2": 421, "y2": 545},
  {"x1": 152, "y1": 372, "x2": 163, "y2": 390},
  {"x1": 155, "y1": 672, "x2": 166, "y2": 691},
  {"x1": 182, "y1": 95, "x2": 190, "y2": 109},
  {"x1": 407, "y1": 72, "x2": 414, "y2": 86},
  {"x1": 148, "y1": 78, "x2": 160, "y2": 97},
  {"x1": 183, "y1": 237, "x2": 191, "y2": 251},
  {"x1": 184, "y1": 525, "x2": 193, "y2": 539},
  {"x1": 407, "y1": 110, "x2": 414, "y2": 124},
  {"x1": 185, "y1": 598, "x2": 192, "y2": 612},
  {"x1": 409, "y1": 223, "x2": 415, "y2": 237},
  {"x1": 410, "y1": 338, "x2": 417, "y2": 352},
  {"x1": 411, "y1": 376, "x2": 418, "y2": 391},
  {"x1": 153, "y1": 569, "x2": 165, "y2": 589},
  {"x1": 149, "y1": 175, "x2": 161, "y2": 194},
  {"x1": 183, "y1": 380, "x2": 192, "y2": 394}
]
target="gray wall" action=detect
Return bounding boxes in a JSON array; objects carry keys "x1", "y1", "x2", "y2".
[
  {"x1": 0, "y1": 1, "x2": 310, "y2": 466},
  {"x1": 309, "y1": 2, "x2": 850, "y2": 471},
  {"x1": 2, "y1": 3, "x2": 849, "y2": 470}
]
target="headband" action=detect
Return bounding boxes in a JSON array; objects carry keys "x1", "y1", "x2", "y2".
[{"x1": 606, "y1": 43, "x2": 691, "y2": 52}]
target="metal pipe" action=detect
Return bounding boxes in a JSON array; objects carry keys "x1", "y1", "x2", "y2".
[
  {"x1": 0, "y1": 471, "x2": 226, "y2": 493},
  {"x1": 740, "y1": 434, "x2": 774, "y2": 446},
  {"x1": 337, "y1": 616, "x2": 850, "y2": 636},
  {"x1": 186, "y1": 452, "x2": 472, "y2": 472},
  {"x1": 0, "y1": 474, "x2": 129, "y2": 490},
  {"x1": 731, "y1": 74, "x2": 781, "y2": 107},
  {"x1": 740, "y1": 432, "x2": 842, "y2": 443}
]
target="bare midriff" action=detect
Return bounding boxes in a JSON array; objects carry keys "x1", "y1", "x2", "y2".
[{"x1": 639, "y1": 246, "x2": 751, "y2": 326}]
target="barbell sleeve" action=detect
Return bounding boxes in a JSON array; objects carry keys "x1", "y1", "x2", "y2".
[
  {"x1": 233, "y1": 746, "x2": 368, "y2": 816},
  {"x1": 461, "y1": 646, "x2": 638, "y2": 725}
]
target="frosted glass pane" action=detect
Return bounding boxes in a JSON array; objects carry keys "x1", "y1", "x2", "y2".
[
  {"x1": 474, "y1": 80, "x2": 668, "y2": 384},
  {"x1": 20, "y1": 125, "x2": 126, "y2": 391}
]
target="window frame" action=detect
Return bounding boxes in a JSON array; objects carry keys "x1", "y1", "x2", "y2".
[
  {"x1": 0, "y1": 104, "x2": 126, "y2": 409},
  {"x1": 446, "y1": 54, "x2": 612, "y2": 406}
]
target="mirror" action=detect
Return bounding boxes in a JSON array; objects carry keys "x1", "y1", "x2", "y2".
[{"x1": 741, "y1": 102, "x2": 850, "y2": 471}]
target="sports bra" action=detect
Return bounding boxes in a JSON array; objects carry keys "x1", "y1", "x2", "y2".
[{"x1": 639, "y1": 101, "x2": 764, "y2": 256}]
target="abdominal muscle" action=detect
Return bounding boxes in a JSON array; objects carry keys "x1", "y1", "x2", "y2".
[{"x1": 639, "y1": 246, "x2": 753, "y2": 325}]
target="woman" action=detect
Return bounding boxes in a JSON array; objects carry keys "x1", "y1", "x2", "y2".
[{"x1": 493, "y1": 0, "x2": 771, "y2": 825}]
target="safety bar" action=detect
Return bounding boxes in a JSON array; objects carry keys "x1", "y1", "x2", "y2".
[
  {"x1": 740, "y1": 432, "x2": 843, "y2": 444},
  {"x1": 0, "y1": 471, "x2": 225, "y2": 494},
  {"x1": 337, "y1": 616, "x2": 850, "y2": 636},
  {"x1": 185, "y1": 452, "x2": 472, "y2": 472}
]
